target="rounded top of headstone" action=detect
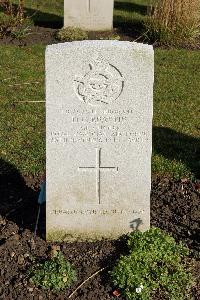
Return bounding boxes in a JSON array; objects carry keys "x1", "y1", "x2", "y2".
[{"x1": 46, "y1": 40, "x2": 153, "y2": 54}]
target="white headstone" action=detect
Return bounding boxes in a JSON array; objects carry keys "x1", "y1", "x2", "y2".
[
  {"x1": 64, "y1": 0, "x2": 114, "y2": 31},
  {"x1": 46, "y1": 41, "x2": 154, "y2": 241}
]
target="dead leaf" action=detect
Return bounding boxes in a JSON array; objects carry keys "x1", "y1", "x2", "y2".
[{"x1": 113, "y1": 289, "x2": 121, "y2": 297}]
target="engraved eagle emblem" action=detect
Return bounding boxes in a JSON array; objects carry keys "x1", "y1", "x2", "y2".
[{"x1": 74, "y1": 55, "x2": 124, "y2": 106}]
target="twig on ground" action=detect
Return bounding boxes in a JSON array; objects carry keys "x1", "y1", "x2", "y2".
[
  {"x1": 14, "y1": 100, "x2": 45, "y2": 103},
  {"x1": 133, "y1": 30, "x2": 150, "y2": 42},
  {"x1": 1, "y1": 76, "x2": 19, "y2": 82},
  {"x1": 5, "y1": 198, "x2": 23, "y2": 217},
  {"x1": 34, "y1": 205, "x2": 41, "y2": 238},
  {"x1": 8, "y1": 81, "x2": 42, "y2": 87},
  {"x1": 68, "y1": 267, "x2": 107, "y2": 299}
]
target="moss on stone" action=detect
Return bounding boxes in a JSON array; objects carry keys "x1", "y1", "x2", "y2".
[{"x1": 46, "y1": 229, "x2": 122, "y2": 242}]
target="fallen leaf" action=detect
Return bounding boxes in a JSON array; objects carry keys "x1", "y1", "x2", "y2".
[{"x1": 113, "y1": 289, "x2": 121, "y2": 297}]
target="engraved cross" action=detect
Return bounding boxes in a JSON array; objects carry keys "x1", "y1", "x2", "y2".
[
  {"x1": 88, "y1": 0, "x2": 91, "y2": 13},
  {"x1": 78, "y1": 148, "x2": 118, "y2": 204}
]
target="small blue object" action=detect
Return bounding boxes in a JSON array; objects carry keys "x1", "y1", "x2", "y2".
[{"x1": 38, "y1": 181, "x2": 46, "y2": 204}]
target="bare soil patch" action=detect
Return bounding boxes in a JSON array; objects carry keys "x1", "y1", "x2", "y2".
[
  {"x1": 0, "y1": 173, "x2": 199, "y2": 299},
  {"x1": 0, "y1": 24, "x2": 199, "y2": 49}
]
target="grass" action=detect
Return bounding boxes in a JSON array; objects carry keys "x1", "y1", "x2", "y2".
[
  {"x1": 12, "y1": 0, "x2": 63, "y2": 27},
  {"x1": 0, "y1": 45, "x2": 199, "y2": 179},
  {"x1": 0, "y1": 45, "x2": 45, "y2": 175},
  {"x1": 114, "y1": 0, "x2": 148, "y2": 28},
  {"x1": 22, "y1": 0, "x2": 63, "y2": 17},
  {"x1": 153, "y1": 50, "x2": 200, "y2": 179},
  {"x1": 0, "y1": 0, "x2": 199, "y2": 180}
]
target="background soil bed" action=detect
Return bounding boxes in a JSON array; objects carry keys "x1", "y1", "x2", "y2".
[
  {"x1": 0, "y1": 26, "x2": 138, "y2": 46},
  {"x1": 0, "y1": 25, "x2": 199, "y2": 49},
  {"x1": 0, "y1": 176, "x2": 199, "y2": 299}
]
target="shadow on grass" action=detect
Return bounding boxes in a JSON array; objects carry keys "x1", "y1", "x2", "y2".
[
  {"x1": 0, "y1": 4, "x2": 63, "y2": 29},
  {"x1": 0, "y1": 158, "x2": 45, "y2": 238},
  {"x1": 114, "y1": 16, "x2": 147, "y2": 39},
  {"x1": 29, "y1": 1, "x2": 147, "y2": 30},
  {"x1": 26, "y1": 7, "x2": 63, "y2": 29},
  {"x1": 114, "y1": 1, "x2": 148, "y2": 15},
  {"x1": 153, "y1": 127, "x2": 200, "y2": 178},
  {"x1": 113, "y1": 2, "x2": 148, "y2": 39}
]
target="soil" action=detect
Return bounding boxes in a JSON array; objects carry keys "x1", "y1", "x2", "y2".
[
  {"x1": 0, "y1": 25, "x2": 141, "y2": 47},
  {"x1": 0, "y1": 24, "x2": 199, "y2": 49},
  {"x1": 0, "y1": 26, "x2": 57, "y2": 46},
  {"x1": 0, "y1": 20, "x2": 200, "y2": 300},
  {"x1": 0, "y1": 169, "x2": 200, "y2": 299}
]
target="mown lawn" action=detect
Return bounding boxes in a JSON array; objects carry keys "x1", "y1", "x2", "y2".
[
  {"x1": 0, "y1": 0, "x2": 199, "y2": 179},
  {"x1": 0, "y1": 46, "x2": 199, "y2": 179},
  {"x1": 153, "y1": 50, "x2": 200, "y2": 179},
  {"x1": 0, "y1": 46, "x2": 45, "y2": 176}
]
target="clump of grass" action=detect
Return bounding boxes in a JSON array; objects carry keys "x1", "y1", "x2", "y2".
[
  {"x1": 111, "y1": 228, "x2": 193, "y2": 300},
  {"x1": 145, "y1": 0, "x2": 200, "y2": 47},
  {"x1": 0, "y1": 0, "x2": 25, "y2": 21},
  {"x1": 0, "y1": 0, "x2": 32, "y2": 39},
  {"x1": 10, "y1": 18, "x2": 33, "y2": 40},
  {"x1": 28, "y1": 251, "x2": 77, "y2": 291},
  {"x1": 99, "y1": 32, "x2": 120, "y2": 40},
  {"x1": 56, "y1": 27, "x2": 88, "y2": 42}
]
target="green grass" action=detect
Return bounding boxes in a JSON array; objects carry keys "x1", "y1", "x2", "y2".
[
  {"x1": 24, "y1": 0, "x2": 63, "y2": 16},
  {"x1": 0, "y1": 0, "x2": 199, "y2": 179},
  {"x1": 153, "y1": 50, "x2": 200, "y2": 179},
  {"x1": 114, "y1": 0, "x2": 148, "y2": 26},
  {"x1": 1, "y1": 0, "x2": 64, "y2": 28},
  {"x1": 0, "y1": 45, "x2": 45, "y2": 175},
  {"x1": 0, "y1": 46, "x2": 199, "y2": 179}
]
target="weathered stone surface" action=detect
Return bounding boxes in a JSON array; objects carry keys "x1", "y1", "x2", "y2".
[
  {"x1": 46, "y1": 41, "x2": 154, "y2": 241},
  {"x1": 64, "y1": 0, "x2": 114, "y2": 31}
]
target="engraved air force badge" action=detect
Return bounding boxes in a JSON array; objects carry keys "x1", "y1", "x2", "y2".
[{"x1": 74, "y1": 55, "x2": 124, "y2": 106}]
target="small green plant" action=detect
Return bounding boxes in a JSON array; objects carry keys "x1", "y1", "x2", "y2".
[
  {"x1": 111, "y1": 228, "x2": 193, "y2": 300},
  {"x1": 0, "y1": 14, "x2": 33, "y2": 39},
  {"x1": 56, "y1": 26, "x2": 88, "y2": 42},
  {"x1": 0, "y1": 13, "x2": 13, "y2": 37},
  {"x1": 10, "y1": 18, "x2": 33, "y2": 39},
  {"x1": 28, "y1": 251, "x2": 77, "y2": 291},
  {"x1": 0, "y1": 0, "x2": 25, "y2": 21},
  {"x1": 0, "y1": 0, "x2": 32, "y2": 39},
  {"x1": 99, "y1": 33, "x2": 120, "y2": 40}
]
